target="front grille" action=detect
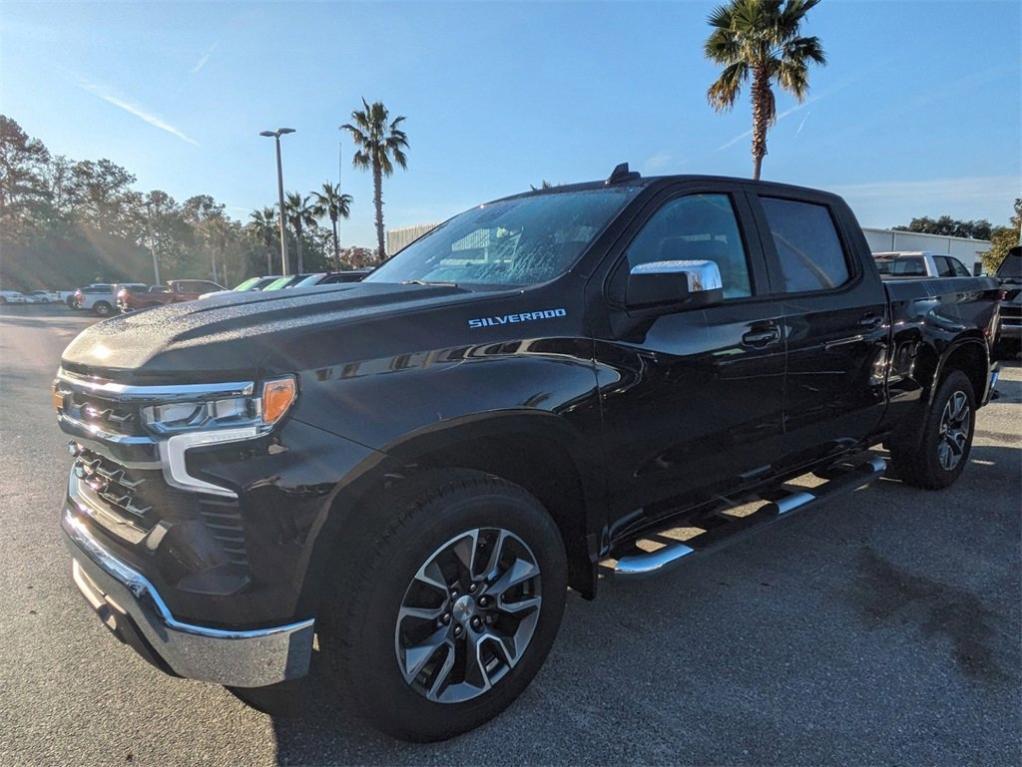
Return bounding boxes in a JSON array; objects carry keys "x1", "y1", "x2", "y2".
[
  {"x1": 61, "y1": 388, "x2": 146, "y2": 438},
  {"x1": 75, "y1": 449, "x2": 154, "y2": 520},
  {"x1": 1001, "y1": 304, "x2": 1021, "y2": 320}
]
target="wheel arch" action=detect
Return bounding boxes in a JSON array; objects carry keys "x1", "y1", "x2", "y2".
[
  {"x1": 931, "y1": 334, "x2": 989, "y2": 405},
  {"x1": 300, "y1": 412, "x2": 602, "y2": 614}
]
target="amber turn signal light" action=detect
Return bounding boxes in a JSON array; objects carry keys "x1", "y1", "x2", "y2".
[
  {"x1": 52, "y1": 388, "x2": 66, "y2": 411},
  {"x1": 261, "y1": 377, "x2": 297, "y2": 425}
]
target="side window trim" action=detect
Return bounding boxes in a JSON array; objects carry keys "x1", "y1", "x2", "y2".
[
  {"x1": 603, "y1": 186, "x2": 770, "y2": 307},
  {"x1": 748, "y1": 192, "x2": 862, "y2": 298}
]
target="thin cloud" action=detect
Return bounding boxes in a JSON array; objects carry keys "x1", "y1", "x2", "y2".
[
  {"x1": 190, "y1": 42, "x2": 218, "y2": 74},
  {"x1": 74, "y1": 76, "x2": 199, "y2": 146},
  {"x1": 830, "y1": 175, "x2": 1021, "y2": 203},
  {"x1": 643, "y1": 150, "x2": 686, "y2": 174},
  {"x1": 795, "y1": 111, "x2": 810, "y2": 137},
  {"x1": 716, "y1": 95, "x2": 822, "y2": 151}
]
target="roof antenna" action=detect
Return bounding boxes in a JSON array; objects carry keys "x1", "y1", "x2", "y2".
[{"x1": 606, "y1": 162, "x2": 640, "y2": 185}]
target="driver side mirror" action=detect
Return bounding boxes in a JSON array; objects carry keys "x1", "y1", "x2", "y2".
[{"x1": 625, "y1": 259, "x2": 724, "y2": 310}]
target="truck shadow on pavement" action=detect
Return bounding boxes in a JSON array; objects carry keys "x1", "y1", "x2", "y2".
[{"x1": 265, "y1": 440, "x2": 1021, "y2": 766}]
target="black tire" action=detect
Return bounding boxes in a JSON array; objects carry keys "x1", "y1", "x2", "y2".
[
  {"x1": 65, "y1": 296, "x2": 76, "y2": 308},
  {"x1": 890, "y1": 369, "x2": 975, "y2": 489},
  {"x1": 93, "y1": 301, "x2": 112, "y2": 317},
  {"x1": 318, "y1": 469, "x2": 567, "y2": 742}
]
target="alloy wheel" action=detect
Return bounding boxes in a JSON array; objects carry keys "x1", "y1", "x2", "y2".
[
  {"x1": 937, "y1": 390, "x2": 971, "y2": 471},
  {"x1": 394, "y1": 527, "x2": 542, "y2": 703}
]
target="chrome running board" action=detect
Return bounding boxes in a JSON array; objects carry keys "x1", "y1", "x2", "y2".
[{"x1": 609, "y1": 456, "x2": 886, "y2": 579}]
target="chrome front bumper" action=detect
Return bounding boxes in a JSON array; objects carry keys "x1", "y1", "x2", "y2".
[{"x1": 62, "y1": 509, "x2": 315, "y2": 688}]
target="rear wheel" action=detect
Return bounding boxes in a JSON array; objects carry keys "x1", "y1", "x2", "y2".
[
  {"x1": 318, "y1": 469, "x2": 567, "y2": 741},
  {"x1": 93, "y1": 301, "x2": 113, "y2": 317},
  {"x1": 890, "y1": 369, "x2": 975, "y2": 489}
]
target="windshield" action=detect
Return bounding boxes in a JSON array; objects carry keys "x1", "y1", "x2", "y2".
[
  {"x1": 365, "y1": 187, "x2": 640, "y2": 287},
  {"x1": 996, "y1": 248, "x2": 1021, "y2": 280}
]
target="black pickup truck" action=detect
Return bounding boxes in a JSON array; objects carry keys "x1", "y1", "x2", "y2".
[{"x1": 55, "y1": 166, "x2": 1002, "y2": 741}]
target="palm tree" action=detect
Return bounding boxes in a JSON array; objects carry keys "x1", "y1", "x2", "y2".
[
  {"x1": 248, "y1": 207, "x2": 278, "y2": 274},
  {"x1": 284, "y1": 192, "x2": 317, "y2": 273},
  {"x1": 704, "y1": 0, "x2": 825, "y2": 180},
  {"x1": 311, "y1": 182, "x2": 353, "y2": 267},
  {"x1": 341, "y1": 99, "x2": 408, "y2": 262}
]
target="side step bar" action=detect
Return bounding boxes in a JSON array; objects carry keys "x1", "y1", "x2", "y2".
[{"x1": 609, "y1": 456, "x2": 886, "y2": 578}]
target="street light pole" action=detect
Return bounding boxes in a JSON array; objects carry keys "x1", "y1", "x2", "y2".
[
  {"x1": 144, "y1": 200, "x2": 161, "y2": 285},
  {"x1": 260, "y1": 128, "x2": 296, "y2": 276}
]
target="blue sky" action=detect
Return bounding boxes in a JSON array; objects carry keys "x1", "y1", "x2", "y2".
[{"x1": 2, "y1": 1, "x2": 1019, "y2": 247}]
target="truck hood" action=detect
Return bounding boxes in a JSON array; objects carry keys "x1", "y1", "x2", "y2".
[{"x1": 61, "y1": 282, "x2": 481, "y2": 381}]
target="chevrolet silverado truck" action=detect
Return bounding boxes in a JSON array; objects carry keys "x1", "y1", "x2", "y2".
[{"x1": 55, "y1": 166, "x2": 1002, "y2": 741}]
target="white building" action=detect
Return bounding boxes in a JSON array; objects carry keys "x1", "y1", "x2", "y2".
[
  {"x1": 387, "y1": 223, "x2": 440, "y2": 256},
  {"x1": 862, "y1": 228, "x2": 991, "y2": 274}
]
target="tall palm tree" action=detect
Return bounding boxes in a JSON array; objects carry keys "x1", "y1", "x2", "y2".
[
  {"x1": 248, "y1": 207, "x2": 278, "y2": 274},
  {"x1": 341, "y1": 99, "x2": 408, "y2": 262},
  {"x1": 704, "y1": 0, "x2": 825, "y2": 180},
  {"x1": 284, "y1": 192, "x2": 317, "y2": 273},
  {"x1": 311, "y1": 182, "x2": 353, "y2": 267}
]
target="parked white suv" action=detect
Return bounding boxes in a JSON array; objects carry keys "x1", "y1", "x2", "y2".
[{"x1": 72, "y1": 284, "x2": 146, "y2": 316}]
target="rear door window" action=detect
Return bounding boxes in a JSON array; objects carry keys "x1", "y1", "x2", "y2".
[
  {"x1": 949, "y1": 257, "x2": 971, "y2": 277},
  {"x1": 760, "y1": 197, "x2": 851, "y2": 293},
  {"x1": 934, "y1": 257, "x2": 956, "y2": 277}
]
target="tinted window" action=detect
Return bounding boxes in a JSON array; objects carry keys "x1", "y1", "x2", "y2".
[
  {"x1": 624, "y1": 194, "x2": 752, "y2": 299},
  {"x1": 996, "y1": 248, "x2": 1022, "y2": 279},
  {"x1": 761, "y1": 198, "x2": 850, "y2": 292},
  {"x1": 934, "y1": 257, "x2": 955, "y2": 277},
  {"x1": 949, "y1": 257, "x2": 970, "y2": 277}
]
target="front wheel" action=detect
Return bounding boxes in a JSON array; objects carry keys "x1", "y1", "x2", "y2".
[
  {"x1": 318, "y1": 470, "x2": 567, "y2": 741},
  {"x1": 92, "y1": 301, "x2": 113, "y2": 317},
  {"x1": 890, "y1": 369, "x2": 976, "y2": 489}
]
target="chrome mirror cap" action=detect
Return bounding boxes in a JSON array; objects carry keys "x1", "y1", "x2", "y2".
[{"x1": 629, "y1": 259, "x2": 723, "y2": 293}]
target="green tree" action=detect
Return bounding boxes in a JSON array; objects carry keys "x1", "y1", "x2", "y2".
[
  {"x1": 311, "y1": 182, "x2": 353, "y2": 267},
  {"x1": 982, "y1": 199, "x2": 1022, "y2": 273},
  {"x1": 894, "y1": 216, "x2": 994, "y2": 240},
  {"x1": 704, "y1": 0, "x2": 826, "y2": 180},
  {"x1": 341, "y1": 99, "x2": 408, "y2": 261},
  {"x1": 0, "y1": 114, "x2": 50, "y2": 219},
  {"x1": 248, "y1": 207, "x2": 279, "y2": 274},
  {"x1": 284, "y1": 192, "x2": 318, "y2": 273}
]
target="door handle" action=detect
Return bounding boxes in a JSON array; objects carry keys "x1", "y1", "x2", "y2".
[
  {"x1": 858, "y1": 313, "x2": 884, "y2": 329},
  {"x1": 742, "y1": 326, "x2": 780, "y2": 347}
]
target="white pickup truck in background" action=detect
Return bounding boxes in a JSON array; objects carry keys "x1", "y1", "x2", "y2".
[{"x1": 873, "y1": 251, "x2": 974, "y2": 279}]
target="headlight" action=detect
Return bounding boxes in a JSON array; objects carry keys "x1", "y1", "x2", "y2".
[{"x1": 141, "y1": 376, "x2": 297, "y2": 434}]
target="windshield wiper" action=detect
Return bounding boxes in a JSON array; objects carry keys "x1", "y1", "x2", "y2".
[{"x1": 401, "y1": 279, "x2": 458, "y2": 287}]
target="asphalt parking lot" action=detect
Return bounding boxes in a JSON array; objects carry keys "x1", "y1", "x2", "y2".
[{"x1": 0, "y1": 303, "x2": 1019, "y2": 766}]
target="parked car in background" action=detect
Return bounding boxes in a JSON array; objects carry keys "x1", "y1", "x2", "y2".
[
  {"x1": 262, "y1": 274, "x2": 314, "y2": 290},
  {"x1": 73, "y1": 283, "x2": 146, "y2": 316},
  {"x1": 295, "y1": 269, "x2": 371, "y2": 287},
  {"x1": 0, "y1": 290, "x2": 28, "y2": 304},
  {"x1": 995, "y1": 245, "x2": 1021, "y2": 352},
  {"x1": 118, "y1": 279, "x2": 223, "y2": 312},
  {"x1": 873, "y1": 251, "x2": 972, "y2": 279},
  {"x1": 24, "y1": 290, "x2": 54, "y2": 303},
  {"x1": 199, "y1": 275, "x2": 281, "y2": 299}
]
